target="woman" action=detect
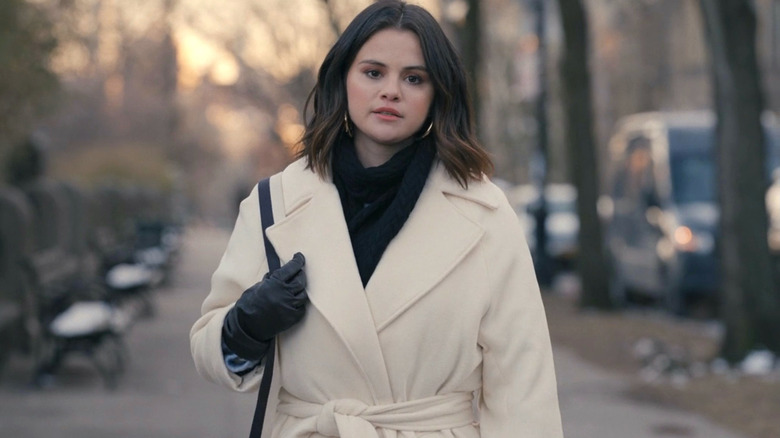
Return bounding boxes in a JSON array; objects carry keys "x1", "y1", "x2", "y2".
[{"x1": 190, "y1": 1, "x2": 564, "y2": 437}]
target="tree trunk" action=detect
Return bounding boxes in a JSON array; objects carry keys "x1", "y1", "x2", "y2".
[
  {"x1": 556, "y1": 0, "x2": 611, "y2": 309},
  {"x1": 461, "y1": 0, "x2": 482, "y2": 133},
  {"x1": 699, "y1": 0, "x2": 780, "y2": 361},
  {"x1": 321, "y1": 0, "x2": 342, "y2": 37}
]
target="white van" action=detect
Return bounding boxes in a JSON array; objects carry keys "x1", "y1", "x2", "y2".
[{"x1": 601, "y1": 110, "x2": 780, "y2": 314}]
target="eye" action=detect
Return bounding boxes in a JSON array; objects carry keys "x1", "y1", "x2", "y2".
[
  {"x1": 365, "y1": 70, "x2": 381, "y2": 79},
  {"x1": 405, "y1": 73, "x2": 427, "y2": 85}
]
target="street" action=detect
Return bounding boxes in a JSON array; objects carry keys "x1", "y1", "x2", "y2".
[{"x1": 0, "y1": 226, "x2": 748, "y2": 438}]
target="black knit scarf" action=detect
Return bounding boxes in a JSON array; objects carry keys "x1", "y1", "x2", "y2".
[{"x1": 332, "y1": 137, "x2": 436, "y2": 287}]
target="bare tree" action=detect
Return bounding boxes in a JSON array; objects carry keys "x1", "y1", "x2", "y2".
[
  {"x1": 700, "y1": 0, "x2": 780, "y2": 361},
  {"x1": 0, "y1": 0, "x2": 58, "y2": 164},
  {"x1": 462, "y1": 0, "x2": 482, "y2": 129},
  {"x1": 556, "y1": 0, "x2": 611, "y2": 309},
  {"x1": 445, "y1": 0, "x2": 483, "y2": 133},
  {"x1": 321, "y1": 0, "x2": 343, "y2": 37}
]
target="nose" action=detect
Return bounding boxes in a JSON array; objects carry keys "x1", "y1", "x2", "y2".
[{"x1": 380, "y1": 80, "x2": 401, "y2": 101}]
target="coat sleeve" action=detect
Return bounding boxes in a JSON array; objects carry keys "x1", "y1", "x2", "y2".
[
  {"x1": 189, "y1": 184, "x2": 268, "y2": 392},
  {"x1": 477, "y1": 200, "x2": 564, "y2": 437}
]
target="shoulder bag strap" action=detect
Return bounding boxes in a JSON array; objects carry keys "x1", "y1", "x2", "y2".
[{"x1": 249, "y1": 177, "x2": 280, "y2": 438}]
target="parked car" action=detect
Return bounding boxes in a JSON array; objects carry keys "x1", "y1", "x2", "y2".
[
  {"x1": 601, "y1": 110, "x2": 780, "y2": 314},
  {"x1": 503, "y1": 183, "x2": 579, "y2": 275}
]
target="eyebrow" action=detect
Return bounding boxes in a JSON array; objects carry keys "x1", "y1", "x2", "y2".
[{"x1": 358, "y1": 59, "x2": 428, "y2": 72}]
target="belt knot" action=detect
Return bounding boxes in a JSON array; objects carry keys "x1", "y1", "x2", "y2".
[{"x1": 316, "y1": 399, "x2": 372, "y2": 436}]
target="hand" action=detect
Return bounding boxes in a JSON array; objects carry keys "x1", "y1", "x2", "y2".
[
  {"x1": 222, "y1": 253, "x2": 308, "y2": 360},
  {"x1": 236, "y1": 252, "x2": 308, "y2": 339}
]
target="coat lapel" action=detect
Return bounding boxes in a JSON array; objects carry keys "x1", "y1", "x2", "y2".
[
  {"x1": 264, "y1": 160, "x2": 502, "y2": 401},
  {"x1": 265, "y1": 161, "x2": 394, "y2": 403},
  {"x1": 365, "y1": 164, "x2": 493, "y2": 331}
]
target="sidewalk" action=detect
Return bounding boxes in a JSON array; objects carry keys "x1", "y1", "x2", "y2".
[
  {"x1": 0, "y1": 226, "x2": 749, "y2": 438},
  {"x1": 555, "y1": 347, "x2": 746, "y2": 438}
]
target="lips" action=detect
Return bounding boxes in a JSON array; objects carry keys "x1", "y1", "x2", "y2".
[{"x1": 373, "y1": 107, "x2": 402, "y2": 117}]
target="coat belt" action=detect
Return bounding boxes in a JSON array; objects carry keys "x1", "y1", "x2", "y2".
[{"x1": 276, "y1": 390, "x2": 475, "y2": 437}]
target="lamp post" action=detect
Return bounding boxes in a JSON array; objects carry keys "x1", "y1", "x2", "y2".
[{"x1": 529, "y1": 0, "x2": 553, "y2": 287}]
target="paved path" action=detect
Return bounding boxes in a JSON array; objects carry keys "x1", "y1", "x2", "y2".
[
  {"x1": 555, "y1": 348, "x2": 746, "y2": 438},
  {"x1": 0, "y1": 226, "x2": 749, "y2": 438}
]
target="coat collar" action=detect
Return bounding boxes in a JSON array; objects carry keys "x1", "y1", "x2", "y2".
[
  {"x1": 265, "y1": 158, "x2": 500, "y2": 402},
  {"x1": 275, "y1": 159, "x2": 502, "y2": 217}
]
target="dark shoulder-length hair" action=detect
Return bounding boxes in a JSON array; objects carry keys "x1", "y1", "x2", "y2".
[{"x1": 298, "y1": 0, "x2": 493, "y2": 187}]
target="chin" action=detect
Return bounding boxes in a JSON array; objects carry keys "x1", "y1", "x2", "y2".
[{"x1": 370, "y1": 132, "x2": 417, "y2": 145}]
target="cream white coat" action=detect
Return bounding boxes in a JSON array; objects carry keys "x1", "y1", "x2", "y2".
[{"x1": 190, "y1": 158, "x2": 563, "y2": 438}]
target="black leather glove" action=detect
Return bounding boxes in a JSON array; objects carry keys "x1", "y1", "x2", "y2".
[{"x1": 222, "y1": 252, "x2": 308, "y2": 360}]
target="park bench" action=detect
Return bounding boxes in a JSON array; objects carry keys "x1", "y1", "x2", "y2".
[
  {"x1": 19, "y1": 180, "x2": 128, "y2": 389},
  {"x1": 0, "y1": 187, "x2": 37, "y2": 370}
]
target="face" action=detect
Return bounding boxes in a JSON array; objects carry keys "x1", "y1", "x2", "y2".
[{"x1": 346, "y1": 29, "x2": 435, "y2": 166}]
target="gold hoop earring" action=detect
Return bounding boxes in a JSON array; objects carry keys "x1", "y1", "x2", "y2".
[
  {"x1": 420, "y1": 121, "x2": 433, "y2": 139},
  {"x1": 344, "y1": 112, "x2": 353, "y2": 137}
]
